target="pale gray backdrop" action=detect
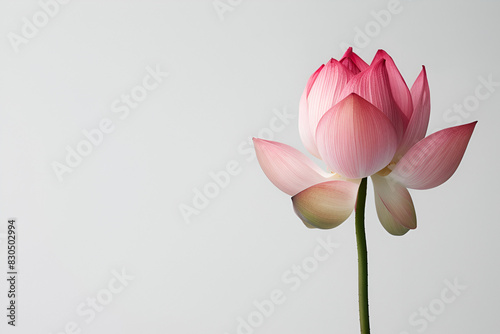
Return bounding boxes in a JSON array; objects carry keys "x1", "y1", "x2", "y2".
[{"x1": 0, "y1": 0, "x2": 498, "y2": 333}]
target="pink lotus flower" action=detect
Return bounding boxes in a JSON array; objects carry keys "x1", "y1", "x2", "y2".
[{"x1": 254, "y1": 48, "x2": 477, "y2": 235}]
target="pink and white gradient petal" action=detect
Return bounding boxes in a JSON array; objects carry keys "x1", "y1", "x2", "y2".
[
  {"x1": 292, "y1": 180, "x2": 359, "y2": 229},
  {"x1": 339, "y1": 59, "x2": 406, "y2": 141},
  {"x1": 372, "y1": 175, "x2": 416, "y2": 235},
  {"x1": 396, "y1": 66, "x2": 431, "y2": 159},
  {"x1": 253, "y1": 138, "x2": 336, "y2": 196},
  {"x1": 307, "y1": 59, "x2": 355, "y2": 141},
  {"x1": 391, "y1": 122, "x2": 477, "y2": 190},
  {"x1": 299, "y1": 65, "x2": 324, "y2": 158},
  {"x1": 316, "y1": 94, "x2": 398, "y2": 179}
]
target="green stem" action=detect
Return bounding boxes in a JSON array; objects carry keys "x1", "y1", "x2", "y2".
[{"x1": 355, "y1": 178, "x2": 370, "y2": 334}]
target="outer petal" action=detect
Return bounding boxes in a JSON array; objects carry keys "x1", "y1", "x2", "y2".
[
  {"x1": 253, "y1": 138, "x2": 334, "y2": 196},
  {"x1": 316, "y1": 94, "x2": 398, "y2": 179},
  {"x1": 339, "y1": 47, "x2": 369, "y2": 74},
  {"x1": 299, "y1": 65, "x2": 325, "y2": 158},
  {"x1": 307, "y1": 59, "x2": 354, "y2": 143},
  {"x1": 372, "y1": 175, "x2": 416, "y2": 235},
  {"x1": 292, "y1": 180, "x2": 359, "y2": 229},
  {"x1": 339, "y1": 59, "x2": 406, "y2": 142},
  {"x1": 395, "y1": 66, "x2": 431, "y2": 159},
  {"x1": 391, "y1": 122, "x2": 477, "y2": 189},
  {"x1": 372, "y1": 50, "x2": 413, "y2": 122}
]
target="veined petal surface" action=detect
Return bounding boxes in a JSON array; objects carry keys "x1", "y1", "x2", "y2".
[
  {"x1": 307, "y1": 59, "x2": 354, "y2": 140},
  {"x1": 299, "y1": 65, "x2": 325, "y2": 157},
  {"x1": 339, "y1": 47, "x2": 369, "y2": 74},
  {"x1": 339, "y1": 59, "x2": 406, "y2": 141},
  {"x1": 372, "y1": 50, "x2": 413, "y2": 121},
  {"x1": 391, "y1": 122, "x2": 477, "y2": 189},
  {"x1": 316, "y1": 94, "x2": 398, "y2": 179},
  {"x1": 396, "y1": 66, "x2": 431, "y2": 159},
  {"x1": 253, "y1": 138, "x2": 333, "y2": 196}
]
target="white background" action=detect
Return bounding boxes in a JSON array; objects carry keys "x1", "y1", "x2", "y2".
[{"x1": 0, "y1": 0, "x2": 499, "y2": 333}]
